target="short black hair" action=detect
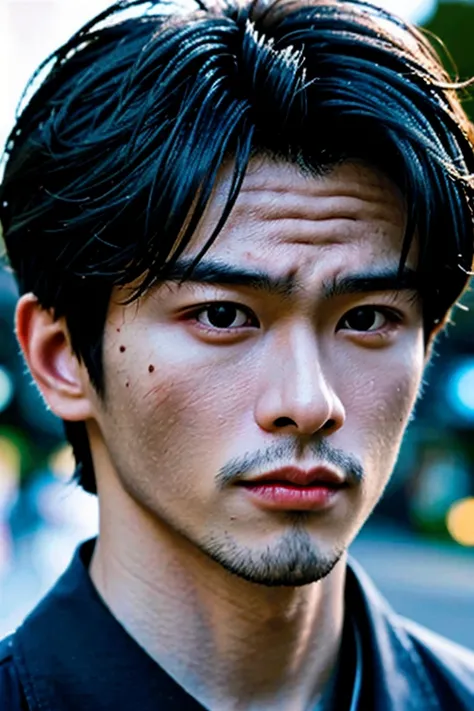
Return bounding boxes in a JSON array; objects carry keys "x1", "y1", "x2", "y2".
[{"x1": 1, "y1": 0, "x2": 474, "y2": 494}]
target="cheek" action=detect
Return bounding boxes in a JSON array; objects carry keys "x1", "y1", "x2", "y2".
[
  {"x1": 340, "y1": 345, "x2": 424, "y2": 457},
  {"x1": 371, "y1": 371, "x2": 419, "y2": 443},
  {"x1": 101, "y1": 351, "x2": 259, "y2": 519},
  {"x1": 102, "y1": 332, "x2": 255, "y2": 468}
]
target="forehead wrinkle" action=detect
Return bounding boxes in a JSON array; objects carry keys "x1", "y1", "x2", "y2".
[
  {"x1": 206, "y1": 159, "x2": 405, "y2": 244},
  {"x1": 238, "y1": 181, "x2": 400, "y2": 203},
  {"x1": 239, "y1": 160, "x2": 403, "y2": 201},
  {"x1": 229, "y1": 187, "x2": 405, "y2": 229},
  {"x1": 216, "y1": 215, "x2": 400, "y2": 252},
  {"x1": 193, "y1": 159, "x2": 407, "y2": 275}
]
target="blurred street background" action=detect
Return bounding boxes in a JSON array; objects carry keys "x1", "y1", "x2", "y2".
[{"x1": 0, "y1": 0, "x2": 473, "y2": 648}]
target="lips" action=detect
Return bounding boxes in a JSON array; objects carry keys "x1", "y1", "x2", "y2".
[
  {"x1": 236, "y1": 466, "x2": 347, "y2": 511},
  {"x1": 238, "y1": 466, "x2": 346, "y2": 489}
]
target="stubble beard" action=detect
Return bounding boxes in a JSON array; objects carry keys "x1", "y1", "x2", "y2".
[{"x1": 202, "y1": 516, "x2": 345, "y2": 587}]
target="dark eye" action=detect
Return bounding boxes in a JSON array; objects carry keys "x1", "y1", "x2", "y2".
[
  {"x1": 196, "y1": 303, "x2": 255, "y2": 329},
  {"x1": 339, "y1": 306, "x2": 395, "y2": 332}
]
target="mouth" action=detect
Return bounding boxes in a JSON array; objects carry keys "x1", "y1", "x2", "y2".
[{"x1": 236, "y1": 466, "x2": 348, "y2": 512}]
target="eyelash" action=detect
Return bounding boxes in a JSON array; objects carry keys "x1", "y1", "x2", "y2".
[
  {"x1": 185, "y1": 301, "x2": 404, "y2": 335},
  {"x1": 187, "y1": 303, "x2": 258, "y2": 333},
  {"x1": 337, "y1": 306, "x2": 404, "y2": 333}
]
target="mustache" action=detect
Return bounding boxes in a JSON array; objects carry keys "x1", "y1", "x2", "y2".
[{"x1": 216, "y1": 439, "x2": 365, "y2": 489}]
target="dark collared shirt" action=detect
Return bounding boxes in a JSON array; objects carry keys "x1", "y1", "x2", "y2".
[
  {"x1": 1, "y1": 540, "x2": 359, "y2": 710},
  {"x1": 1, "y1": 538, "x2": 474, "y2": 710}
]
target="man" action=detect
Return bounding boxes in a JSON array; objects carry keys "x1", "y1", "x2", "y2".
[{"x1": 1, "y1": 0, "x2": 474, "y2": 708}]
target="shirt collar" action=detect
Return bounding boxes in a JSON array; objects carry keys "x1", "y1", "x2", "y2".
[
  {"x1": 12, "y1": 539, "x2": 440, "y2": 711},
  {"x1": 13, "y1": 539, "x2": 204, "y2": 711}
]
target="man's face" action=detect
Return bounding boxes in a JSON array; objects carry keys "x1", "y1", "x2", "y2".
[{"x1": 90, "y1": 159, "x2": 425, "y2": 586}]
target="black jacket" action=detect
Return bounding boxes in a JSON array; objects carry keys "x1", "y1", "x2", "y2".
[{"x1": 1, "y1": 540, "x2": 473, "y2": 710}]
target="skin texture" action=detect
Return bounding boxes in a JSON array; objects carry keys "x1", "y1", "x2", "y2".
[{"x1": 17, "y1": 159, "x2": 426, "y2": 711}]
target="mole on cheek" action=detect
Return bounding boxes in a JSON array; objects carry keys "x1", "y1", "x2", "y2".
[
  {"x1": 119, "y1": 345, "x2": 126, "y2": 353},
  {"x1": 148, "y1": 364, "x2": 155, "y2": 373}
]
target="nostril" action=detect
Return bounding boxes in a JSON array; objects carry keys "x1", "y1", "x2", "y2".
[
  {"x1": 274, "y1": 417, "x2": 297, "y2": 428},
  {"x1": 273, "y1": 417, "x2": 337, "y2": 431}
]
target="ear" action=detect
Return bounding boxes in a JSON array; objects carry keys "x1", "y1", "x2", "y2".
[{"x1": 15, "y1": 293, "x2": 95, "y2": 421}]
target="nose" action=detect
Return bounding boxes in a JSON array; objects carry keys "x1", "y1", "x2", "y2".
[{"x1": 254, "y1": 326, "x2": 345, "y2": 437}]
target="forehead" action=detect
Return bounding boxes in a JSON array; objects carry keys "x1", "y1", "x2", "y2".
[{"x1": 186, "y1": 158, "x2": 408, "y2": 280}]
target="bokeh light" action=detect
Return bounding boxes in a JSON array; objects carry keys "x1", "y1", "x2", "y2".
[
  {"x1": 447, "y1": 498, "x2": 474, "y2": 547},
  {"x1": 0, "y1": 436, "x2": 20, "y2": 494},
  {"x1": 48, "y1": 444, "x2": 75, "y2": 482},
  {"x1": 446, "y1": 359, "x2": 474, "y2": 423},
  {"x1": 0, "y1": 367, "x2": 14, "y2": 413}
]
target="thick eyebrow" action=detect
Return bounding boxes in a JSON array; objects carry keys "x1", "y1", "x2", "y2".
[
  {"x1": 160, "y1": 257, "x2": 297, "y2": 298},
  {"x1": 160, "y1": 258, "x2": 419, "y2": 300},
  {"x1": 322, "y1": 267, "x2": 419, "y2": 300}
]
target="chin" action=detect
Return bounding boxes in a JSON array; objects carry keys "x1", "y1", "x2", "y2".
[{"x1": 203, "y1": 528, "x2": 346, "y2": 587}]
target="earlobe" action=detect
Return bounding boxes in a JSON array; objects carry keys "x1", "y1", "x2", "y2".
[{"x1": 15, "y1": 293, "x2": 94, "y2": 422}]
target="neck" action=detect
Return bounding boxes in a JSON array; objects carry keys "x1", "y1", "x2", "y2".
[{"x1": 90, "y1": 475, "x2": 346, "y2": 711}]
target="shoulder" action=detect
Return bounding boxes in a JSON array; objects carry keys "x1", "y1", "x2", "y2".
[
  {"x1": 401, "y1": 615, "x2": 474, "y2": 675},
  {"x1": 347, "y1": 558, "x2": 474, "y2": 707},
  {"x1": 0, "y1": 634, "x2": 29, "y2": 710},
  {"x1": 0, "y1": 634, "x2": 14, "y2": 663},
  {"x1": 397, "y1": 615, "x2": 474, "y2": 702}
]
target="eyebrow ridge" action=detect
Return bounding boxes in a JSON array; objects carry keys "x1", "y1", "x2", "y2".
[
  {"x1": 160, "y1": 258, "x2": 419, "y2": 300},
  {"x1": 160, "y1": 258, "x2": 298, "y2": 298},
  {"x1": 322, "y1": 267, "x2": 419, "y2": 300}
]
